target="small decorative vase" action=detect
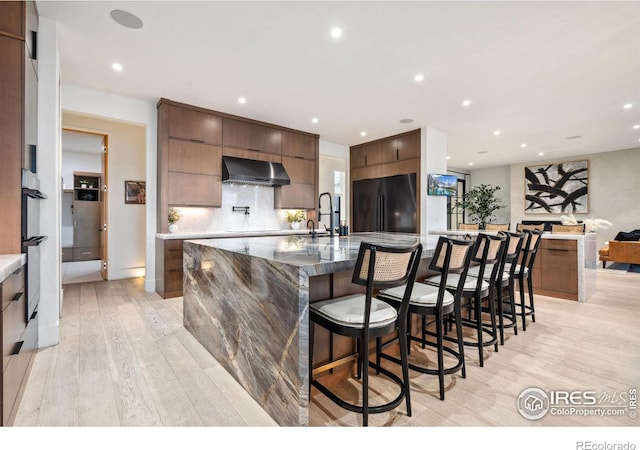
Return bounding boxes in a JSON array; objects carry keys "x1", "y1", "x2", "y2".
[
  {"x1": 290, "y1": 221, "x2": 301, "y2": 230},
  {"x1": 168, "y1": 223, "x2": 178, "y2": 234}
]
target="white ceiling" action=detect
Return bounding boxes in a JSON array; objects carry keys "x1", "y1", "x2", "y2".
[{"x1": 40, "y1": 1, "x2": 640, "y2": 170}]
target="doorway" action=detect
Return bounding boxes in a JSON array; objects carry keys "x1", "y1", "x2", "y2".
[{"x1": 61, "y1": 129, "x2": 109, "y2": 284}]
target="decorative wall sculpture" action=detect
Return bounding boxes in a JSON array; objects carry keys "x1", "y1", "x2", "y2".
[{"x1": 524, "y1": 160, "x2": 588, "y2": 214}]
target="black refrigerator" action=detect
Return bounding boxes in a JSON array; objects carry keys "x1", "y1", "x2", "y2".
[{"x1": 352, "y1": 173, "x2": 417, "y2": 233}]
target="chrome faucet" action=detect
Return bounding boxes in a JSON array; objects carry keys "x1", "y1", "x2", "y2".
[
  {"x1": 318, "y1": 192, "x2": 334, "y2": 238},
  {"x1": 307, "y1": 219, "x2": 317, "y2": 238}
]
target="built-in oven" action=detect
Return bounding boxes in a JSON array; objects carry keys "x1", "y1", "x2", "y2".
[{"x1": 21, "y1": 169, "x2": 47, "y2": 322}]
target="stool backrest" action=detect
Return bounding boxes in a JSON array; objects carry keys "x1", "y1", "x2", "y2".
[
  {"x1": 459, "y1": 223, "x2": 479, "y2": 231},
  {"x1": 352, "y1": 241, "x2": 423, "y2": 327},
  {"x1": 428, "y1": 236, "x2": 475, "y2": 303},
  {"x1": 498, "y1": 231, "x2": 525, "y2": 277},
  {"x1": 485, "y1": 223, "x2": 510, "y2": 231},
  {"x1": 471, "y1": 233, "x2": 508, "y2": 286},
  {"x1": 520, "y1": 229, "x2": 544, "y2": 270},
  {"x1": 516, "y1": 223, "x2": 545, "y2": 232},
  {"x1": 551, "y1": 224, "x2": 585, "y2": 234}
]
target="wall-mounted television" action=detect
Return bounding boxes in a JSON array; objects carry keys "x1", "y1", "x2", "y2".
[{"x1": 427, "y1": 174, "x2": 458, "y2": 197}]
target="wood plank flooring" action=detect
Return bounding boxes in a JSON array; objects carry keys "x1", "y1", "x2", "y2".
[{"x1": 12, "y1": 269, "x2": 640, "y2": 428}]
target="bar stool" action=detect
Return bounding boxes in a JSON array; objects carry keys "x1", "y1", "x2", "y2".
[
  {"x1": 467, "y1": 231, "x2": 524, "y2": 345},
  {"x1": 309, "y1": 241, "x2": 422, "y2": 426},
  {"x1": 376, "y1": 236, "x2": 475, "y2": 400},
  {"x1": 505, "y1": 229, "x2": 543, "y2": 331},
  {"x1": 425, "y1": 233, "x2": 506, "y2": 367},
  {"x1": 484, "y1": 223, "x2": 510, "y2": 231}
]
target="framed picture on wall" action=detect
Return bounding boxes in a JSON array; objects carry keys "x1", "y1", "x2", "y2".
[
  {"x1": 524, "y1": 160, "x2": 588, "y2": 214},
  {"x1": 125, "y1": 180, "x2": 146, "y2": 204}
]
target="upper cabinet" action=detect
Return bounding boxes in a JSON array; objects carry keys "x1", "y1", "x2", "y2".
[
  {"x1": 0, "y1": 2, "x2": 24, "y2": 36},
  {"x1": 157, "y1": 98, "x2": 319, "y2": 231},
  {"x1": 169, "y1": 105, "x2": 222, "y2": 145},
  {"x1": 350, "y1": 130, "x2": 420, "y2": 181}
]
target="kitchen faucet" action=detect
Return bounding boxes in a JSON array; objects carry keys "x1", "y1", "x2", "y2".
[
  {"x1": 307, "y1": 219, "x2": 317, "y2": 238},
  {"x1": 318, "y1": 192, "x2": 334, "y2": 238}
]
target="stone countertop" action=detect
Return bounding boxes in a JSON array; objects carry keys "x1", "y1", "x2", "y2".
[
  {"x1": 156, "y1": 228, "x2": 329, "y2": 240},
  {"x1": 429, "y1": 230, "x2": 596, "y2": 241},
  {"x1": 185, "y1": 232, "x2": 438, "y2": 277},
  {"x1": 0, "y1": 254, "x2": 26, "y2": 284}
]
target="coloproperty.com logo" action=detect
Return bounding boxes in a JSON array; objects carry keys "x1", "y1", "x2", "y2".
[{"x1": 517, "y1": 386, "x2": 637, "y2": 420}]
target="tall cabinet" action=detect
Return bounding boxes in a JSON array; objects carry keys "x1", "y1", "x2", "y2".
[{"x1": 0, "y1": 1, "x2": 39, "y2": 426}]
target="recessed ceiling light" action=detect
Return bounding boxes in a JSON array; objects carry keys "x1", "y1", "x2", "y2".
[
  {"x1": 623, "y1": 103, "x2": 633, "y2": 109},
  {"x1": 468, "y1": 162, "x2": 474, "y2": 166},
  {"x1": 538, "y1": 152, "x2": 545, "y2": 156},
  {"x1": 360, "y1": 131, "x2": 367, "y2": 137},
  {"x1": 110, "y1": 9, "x2": 143, "y2": 29},
  {"x1": 311, "y1": 117, "x2": 318, "y2": 124},
  {"x1": 414, "y1": 73, "x2": 424, "y2": 82},
  {"x1": 112, "y1": 62, "x2": 123, "y2": 72},
  {"x1": 462, "y1": 100, "x2": 471, "y2": 107},
  {"x1": 520, "y1": 143, "x2": 527, "y2": 148},
  {"x1": 493, "y1": 130, "x2": 501, "y2": 136},
  {"x1": 566, "y1": 135, "x2": 581, "y2": 140},
  {"x1": 446, "y1": 156, "x2": 451, "y2": 160},
  {"x1": 238, "y1": 97, "x2": 246, "y2": 104},
  {"x1": 331, "y1": 27, "x2": 342, "y2": 38},
  {"x1": 399, "y1": 118, "x2": 413, "y2": 124},
  {"x1": 633, "y1": 124, "x2": 640, "y2": 129}
]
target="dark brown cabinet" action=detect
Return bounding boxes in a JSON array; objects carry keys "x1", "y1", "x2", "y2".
[
  {"x1": 275, "y1": 131, "x2": 318, "y2": 210},
  {"x1": 169, "y1": 105, "x2": 222, "y2": 145},
  {"x1": 350, "y1": 130, "x2": 419, "y2": 182},
  {"x1": 0, "y1": 1, "x2": 39, "y2": 426},
  {"x1": 156, "y1": 239, "x2": 184, "y2": 299},
  {"x1": 282, "y1": 130, "x2": 316, "y2": 160},
  {"x1": 223, "y1": 118, "x2": 282, "y2": 155},
  {"x1": 222, "y1": 118, "x2": 251, "y2": 149},
  {"x1": 532, "y1": 239, "x2": 579, "y2": 301}
]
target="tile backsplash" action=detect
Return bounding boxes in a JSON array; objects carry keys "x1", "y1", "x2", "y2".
[{"x1": 174, "y1": 184, "x2": 292, "y2": 232}]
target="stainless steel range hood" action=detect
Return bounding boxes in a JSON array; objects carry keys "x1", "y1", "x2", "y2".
[{"x1": 222, "y1": 156, "x2": 291, "y2": 186}]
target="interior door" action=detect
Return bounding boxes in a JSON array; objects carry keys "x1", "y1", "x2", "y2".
[{"x1": 100, "y1": 135, "x2": 108, "y2": 280}]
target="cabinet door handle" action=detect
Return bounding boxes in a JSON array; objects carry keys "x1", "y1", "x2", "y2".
[
  {"x1": 13, "y1": 267, "x2": 23, "y2": 275},
  {"x1": 365, "y1": 155, "x2": 367, "y2": 166},
  {"x1": 11, "y1": 292, "x2": 23, "y2": 302},
  {"x1": 30, "y1": 310, "x2": 38, "y2": 321},
  {"x1": 396, "y1": 148, "x2": 399, "y2": 160},
  {"x1": 81, "y1": 252, "x2": 92, "y2": 255},
  {"x1": 294, "y1": 156, "x2": 305, "y2": 159},
  {"x1": 189, "y1": 138, "x2": 205, "y2": 143},
  {"x1": 12, "y1": 341, "x2": 24, "y2": 355}
]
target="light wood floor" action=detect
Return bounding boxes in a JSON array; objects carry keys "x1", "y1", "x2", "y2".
[{"x1": 13, "y1": 269, "x2": 639, "y2": 427}]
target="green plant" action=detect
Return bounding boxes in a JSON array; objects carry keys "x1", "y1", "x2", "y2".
[
  {"x1": 285, "y1": 210, "x2": 305, "y2": 223},
  {"x1": 453, "y1": 184, "x2": 504, "y2": 226},
  {"x1": 168, "y1": 207, "x2": 182, "y2": 225}
]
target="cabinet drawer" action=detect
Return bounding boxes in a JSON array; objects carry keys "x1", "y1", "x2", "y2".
[
  {"x1": 542, "y1": 239, "x2": 577, "y2": 251},
  {"x1": 2, "y1": 266, "x2": 24, "y2": 312},
  {"x1": 165, "y1": 240, "x2": 184, "y2": 270},
  {"x1": 541, "y1": 248, "x2": 577, "y2": 270},
  {"x1": 282, "y1": 131, "x2": 315, "y2": 160},
  {"x1": 168, "y1": 139, "x2": 222, "y2": 176},
  {"x1": 61, "y1": 247, "x2": 74, "y2": 262},
  {"x1": 73, "y1": 246, "x2": 101, "y2": 261},
  {"x1": 2, "y1": 311, "x2": 37, "y2": 426},
  {"x1": 3, "y1": 291, "x2": 27, "y2": 372},
  {"x1": 165, "y1": 268, "x2": 184, "y2": 293},
  {"x1": 282, "y1": 156, "x2": 316, "y2": 184},
  {"x1": 169, "y1": 105, "x2": 222, "y2": 144}
]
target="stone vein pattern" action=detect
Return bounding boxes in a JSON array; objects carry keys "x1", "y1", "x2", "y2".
[{"x1": 182, "y1": 233, "x2": 437, "y2": 426}]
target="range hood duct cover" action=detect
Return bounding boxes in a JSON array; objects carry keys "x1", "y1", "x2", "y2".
[{"x1": 222, "y1": 156, "x2": 291, "y2": 186}]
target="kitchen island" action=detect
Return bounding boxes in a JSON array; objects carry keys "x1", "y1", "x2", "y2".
[{"x1": 182, "y1": 232, "x2": 438, "y2": 426}]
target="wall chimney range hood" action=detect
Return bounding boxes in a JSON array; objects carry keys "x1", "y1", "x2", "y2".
[{"x1": 222, "y1": 156, "x2": 291, "y2": 186}]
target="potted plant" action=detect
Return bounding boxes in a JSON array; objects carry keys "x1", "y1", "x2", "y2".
[
  {"x1": 285, "y1": 210, "x2": 305, "y2": 230},
  {"x1": 453, "y1": 184, "x2": 505, "y2": 229},
  {"x1": 168, "y1": 207, "x2": 182, "y2": 233},
  {"x1": 79, "y1": 179, "x2": 89, "y2": 188}
]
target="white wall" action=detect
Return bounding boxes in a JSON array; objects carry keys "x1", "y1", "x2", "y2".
[
  {"x1": 61, "y1": 85, "x2": 157, "y2": 291},
  {"x1": 468, "y1": 165, "x2": 511, "y2": 226},
  {"x1": 423, "y1": 127, "x2": 448, "y2": 233},
  {"x1": 62, "y1": 112, "x2": 146, "y2": 281},
  {"x1": 61, "y1": 150, "x2": 101, "y2": 190},
  {"x1": 37, "y1": 18, "x2": 62, "y2": 347},
  {"x1": 509, "y1": 147, "x2": 640, "y2": 249}
]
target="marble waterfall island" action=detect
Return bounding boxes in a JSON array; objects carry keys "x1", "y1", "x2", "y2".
[{"x1": 182, "y1": 233, "x2": 437, "y2": 426}]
